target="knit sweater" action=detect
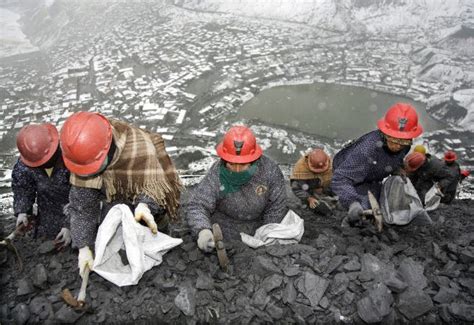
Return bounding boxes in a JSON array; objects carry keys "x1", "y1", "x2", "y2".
[
  {"x1": 185, "y1": 155, "x2": 288, "y2": 240},
  {"x1": 12, "y1": 158, "x2": 70, "y2": 239}
]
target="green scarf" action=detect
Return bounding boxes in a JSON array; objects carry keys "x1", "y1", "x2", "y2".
[{"x1": 219, "y1": 163, "x2": 257, "y2": 195}]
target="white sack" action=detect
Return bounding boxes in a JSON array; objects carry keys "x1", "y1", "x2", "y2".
[
  {"x1": 240, "y1": 210, "x2": 304, "y2": 248},
  {"x1": 424, "y1": 184, "x2": 442, "y2": 211},
  {"x1": 93, "y1": 204, "x2": 182, "y2": 287}
]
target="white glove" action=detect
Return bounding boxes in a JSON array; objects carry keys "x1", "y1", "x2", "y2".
[
  {"x1": 55, "y1": 228, "x2": 71, "y2": 248},
  {"x1": 197, "y1": 229, "x2": 215, "y2": 252},
  {"x1": 78, "y1": 246, "x2": 94, "y2": 279},
  {"x1": 134, "y1": 203, "x2": 158, "y2": 234},
  {"x1": 16, "y1": 213, "x2": 29, "y2": 228}
]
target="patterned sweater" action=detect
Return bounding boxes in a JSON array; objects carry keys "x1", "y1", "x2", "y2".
[
  {"x1": 12, "y1": 158, "x2": 70, "y2": 239},
  {"x1": 185, "y1": 155, "x2": 288, "y2": 240}
]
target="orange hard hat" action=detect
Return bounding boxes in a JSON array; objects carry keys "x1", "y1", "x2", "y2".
[
  {"x1": 377, "y1": 103, "x2": 423, "y2": 139},
  {"x1": 17, "y1": 123, "x2": 59, "y2": 167},
  {"x1": 308, "y1": 149, "x2": 330, "y2": 173},
  {"x1": 60, "y1": 112, "x2": 113, "y2": 175},
  {"x1": 216, "y1": 126, "x2": 263, "y2": 164},
  {"x1": 444, "y1": 151, "x2": 457, "y2": 162},
  {"x1": 404, "y1": 152, "x2": 426, "y2": 172}
]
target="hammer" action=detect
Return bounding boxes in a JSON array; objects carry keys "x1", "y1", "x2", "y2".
[{"x1": 61, "y1": 265, "x2": 90, "y2": 310}]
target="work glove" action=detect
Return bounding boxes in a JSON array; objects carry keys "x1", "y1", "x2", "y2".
[
  {"x1": 55, "y1": 227, "x2": 71, "y2": 250},
  {"x1": 78, "y1": 246, "x2": 94, "y2": 279},
  {"x1": 307, "y1": 196, "x2": 318, "y2": 209},
  {"x1": 134, "y1": 203, "x2": 158, "y2": 234},
  {"x1": 197, "y1": 229, "x2": 215, "y2": 253},
  {"x1": 16, "y1": 213, "x2": 29, "y2": 228},
  {"x1": 348, "y1": 201, "x2": 364, "y2": 226}
]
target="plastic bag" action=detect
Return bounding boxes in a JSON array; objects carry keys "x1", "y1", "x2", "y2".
[
  {"x1": 93, "y1": 204, "x2": 182, "y2": 287},
  {"x1": 240, "y1": 210, "x2": 304, "y2": 248},
  {"x1": 380, "y1": 176, "x2": 432, "y2": 226}
]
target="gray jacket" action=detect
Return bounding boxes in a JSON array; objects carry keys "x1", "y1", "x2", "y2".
[{"x1": 185, "y1": 155, "x2": 288, "y2": 240}]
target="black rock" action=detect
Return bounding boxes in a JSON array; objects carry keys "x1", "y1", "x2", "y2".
[
  {"x1": 325, "y1": 255, "x2": 346, "y2": 274},
  {"x1": 32, "y1": 264, "x2": 48, "y2": 288},
  {"x1": 174, "y1": 285, "x2": 196, "y2": 316},
  {"x1": 283, "y1": 266, "x2": 301, "y2": 277},
  {"x1": 448, "y1": 303, "x2": 474, "y2": 321},
  {"x1": 39, "y1": 241, "x2": 56, "y2": 254},
  {"x1": 384, "y1": 271, "x2": 407, "y2": 293},
  {"x1": 251, "y1": 288, "x2": 270, "y2": 310},
  {"x1": 55, "y1": 305, "x2": 84, "y2": 323},
  {"x1": 319, "y1": 296, "x2": 329, "y2": 309},
  {"x1": 297, "y1": 272, "x2": 329, "y2": 309},
  {"x1": 397, "y1": 288, "x2": 433, "y2": 320},
  {"x1": 195, "y1": 272, "x2": 214, "y2": 290},
  {"x1": 29, "y1": 296, "x2": 53, "y2": 321},
  {"x1": 265, "y1": 303, "x2": 284, "y2": 320},
  {"x1": 458, "y1": 278, "x2": 474, "y2": 295},
  {"x1": 282, "y1": 280, "x2": 297, "y2": 305},
  {"x1": 262, "y1": 274, "x2": 283, "y2": 293},
  {"x1": 433, "y1": 287, "x2": 458, "y2": 304},
  {"x1": 386, "y1": 228, "x2": 400, "y2": 242},
  {"x1": 459, "y1": 247, "x2": 474, "y2": 264},
  {"x1": 343, "y1": 257, "x2": 361, "y2": 272},
  {"x1": 330, "y1": 272, "x2": 349, "y2": 296},
  {"x1": 342, "y1": 290, "x2": 355, "y2": 305},
  {"x1": 359, "y1": 253, "x2": 388, "y2": 282},
  {"x1": 356, "y1": 283, "x2": 393, "y2": 323},
  {"x1": 291, "y1": 302, "x2": 313, "y2": 320},
  {"x1": 397, "y1": 257, "x2": 427, "y2": 290},
  {"x1": 251, "y1": 255, "x2": 281, "y2": 275},
  {"x1": 12, "y1": 303, "x2": 30, "y2": 325},
  {"x1": 17, "y1": 278, "x2": 34, "y2": 296}
]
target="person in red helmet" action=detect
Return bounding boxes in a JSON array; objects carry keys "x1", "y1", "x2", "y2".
[
  {"x1": 185, "y1": 125, "x2": 288, "y2": 251},
  {"x1": 60, "y1": 112, "x2": 182, "y2": 280},
  {"x1": 331, "y1": 103, "x2": 424, "y2": 227},
  {"x1": 442, "y1": 150, "x2": 467, "y2": 203},
  {"x1": 404, "y1": 151, "x2": 455, "y2": 205},
  {"x1": 290, "y1": 148, "x2": 337, "y2": 216},
  {"x1": 12, "y1": 123, "x2": 71, "y2": 248}
]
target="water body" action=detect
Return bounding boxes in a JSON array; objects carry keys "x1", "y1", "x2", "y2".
[
  {"x1": 238, "y1": 83, "x2": 444, "y2": 141},
  {"x1": 0, "y1": 7, "x2": 38, "y2": 59}
]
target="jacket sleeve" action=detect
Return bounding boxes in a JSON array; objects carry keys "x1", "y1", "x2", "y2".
[
  {"x1": 331, "y1": 150, "x2": 370, "y2": 209},
  {"x1": 434, "y1": 164, "x2": 457, "y2": 194},
  {"x1": 65, "y1": 185, "x2": 102, "y2": 248},
  {"x1": 290, "y1": 179, "x2": 312, "y2": 202},
  {"x1": 185, "y1": 166, "x2": 219, "y2": 237},
  {"x1": 12, "y1": 160, "x2": 36, "y2": 216},
  {"x1": 262, "y1": 164, "x2": 288, "y2": 224}
]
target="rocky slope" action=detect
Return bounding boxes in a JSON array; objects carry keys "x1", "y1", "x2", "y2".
[{"x1": 0, "y1": 188, "x2": 473, "y2": 324}]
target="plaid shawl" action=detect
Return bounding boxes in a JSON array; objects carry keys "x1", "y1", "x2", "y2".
[
  {"x1": 290, "y1": 155, "x2": 333, "y2": 189},
  {"x1": 70, "y1": 120, "x2": 182, "y2": 221}
]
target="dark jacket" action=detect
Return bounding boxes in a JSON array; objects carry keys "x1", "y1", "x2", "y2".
[
  {"x1": 442, "y1": 161, "x2": 461, "y2": 204},
  {"x1": 408, "y1": 154, "x2": 456, "y2": 204},
  {"x1": 12, "y1": 158, "x2": 70, "y2": 239},
  {"x1": 185, "y1": 155, "x2": 288, "y2": 240},
  {"x1": 331, "y1": 130, "x2": 409, "y2": 209}
]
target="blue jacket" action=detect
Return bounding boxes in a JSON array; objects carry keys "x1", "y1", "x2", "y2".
[
  {"x1": 12, "y1": 158, "x2": 71, "y2": 238},
  {"x1": 331, "y1": 130, "x2": 409, "y2": 209}
]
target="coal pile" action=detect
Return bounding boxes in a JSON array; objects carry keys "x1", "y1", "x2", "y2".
[{"x1": 1, "y1": 195, "x2": 473, "y2": 324}]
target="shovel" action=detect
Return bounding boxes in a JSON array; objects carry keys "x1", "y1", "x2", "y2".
[
  {"x1": 361, "y1": 191, "x2": 384, "y2": 233},
  {"x1": 61, "y1": 265, "x2": 90, "y2": 310},
  {"x1": 0, "y1": 223, "x2": 27, "y2": 272},
  {"x1": 212, "y1": 223, "x2": 229, "y2": 272}
]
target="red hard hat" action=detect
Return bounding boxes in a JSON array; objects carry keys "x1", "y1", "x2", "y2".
[
  {"x1": 60, "y1": 112, "x2": 113, "y2": 175},
  {"x1": 444, "y1": 150, "x2": 457, "y2": 162},
  {"x1": 216, "y1": 126, "x2": 263, "y2": 164},
  {"x1": 17, "y1": 123, "x2": 59, "y2": 167},
  {"x1": 404, "y1": 152, "x2": 426, "y2": 172},
  {"x1": 377, "y1": 103, "x2": 423, "y2": 139},
  {"x1": 308, "y1": 149, "x2": 330, "y2": 173}
]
